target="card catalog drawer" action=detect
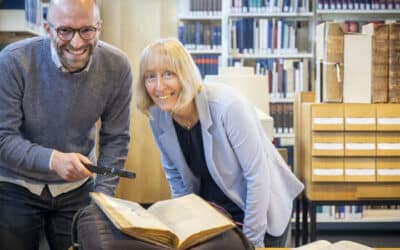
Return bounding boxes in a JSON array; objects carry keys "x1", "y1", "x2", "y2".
[
  {"x1": 344, "y1": 132, "x2": 376, "y2": 156},
  {"x1": 376, "y1": 132, "x2": 400, "y2": 156},
  {"x1": 312, "y1": 157, "x2": 344, "y2": 182},
  {"x1": 312, "y1": 104, "x2": 344, "y2": 131},
  {"x1": 312, "y1": 132, "x2": 344, "y2": 156},
  {"x1": 376, "y1": 104, "x2": 400, "y2": 131},
  {"x1": 344, "y1": 104, "x2": 376, "y2": 131},
  {"x1": 344, "y1": 158, "x2": 376, "y2": 182},
  {"x1": 376, "y1": 158, "x2": 400, "y2": 182}
]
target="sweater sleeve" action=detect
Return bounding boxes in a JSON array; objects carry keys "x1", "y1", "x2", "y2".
[
  {"x1": 95, "y1": 60, "x2": 132, "y2": 196},
  {"x1": 0, "y1": 50, "x2": 53, "y2": 173}
]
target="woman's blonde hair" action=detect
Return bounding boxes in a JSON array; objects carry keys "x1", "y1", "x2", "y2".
[{"x1": 135, "y1": 38, "x2": 202, "y2": 116}]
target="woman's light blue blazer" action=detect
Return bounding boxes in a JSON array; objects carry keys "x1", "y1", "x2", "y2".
[{"x1": 148, "y1": 82, "x2": 304, "y2": 247}]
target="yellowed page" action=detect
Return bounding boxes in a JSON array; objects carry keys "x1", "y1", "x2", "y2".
[
  {"x1": 293, "y1": 240, "x2": 376, "y2": 250},
  {"x1": 147, "y1": 194, "x2": 235, "y2": 247},
  {"x1": 293, "y1": 240, "x2": 334, "y2": 250},
  {"x1": 90, "y1": 192, "x2": 172, "y2": 233},
  {"x1": 332, "y1": 241, "x2": 375, "y2": 250}
]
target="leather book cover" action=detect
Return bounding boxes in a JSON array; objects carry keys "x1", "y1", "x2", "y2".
[
  {"x1": 362, "y1": 23, "x2": 389, "y2": 103},
  {"x1": 322, "y1": 22, "x2": 345, "y2": 103},
  {"x1": 389, "y1": 23, "x2": 400, "y2": 103}
]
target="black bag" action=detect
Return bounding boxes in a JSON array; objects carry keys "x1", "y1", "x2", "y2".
[{"x1": 71, "y1": 204, "x2": 254, "y2": 250}]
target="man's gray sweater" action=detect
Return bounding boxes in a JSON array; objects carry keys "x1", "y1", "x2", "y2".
[{"x1": 0, "y1": 37, "x2": 132, "y2": 195}]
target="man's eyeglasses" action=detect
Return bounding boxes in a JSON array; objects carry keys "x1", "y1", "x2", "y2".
[
  {"x1": 144, "y1": 71, "x2": 177, "y2": 87},
  {"x1": 48, "y1": 22, "x2": 100, "y2": 41}
]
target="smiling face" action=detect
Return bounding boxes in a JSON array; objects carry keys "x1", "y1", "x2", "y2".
[
  {"x1": 144, "y1": 61, "x2": 182, "y2": 112},
  {"x1": 135, "y1": 38, "x2": 203, "y2": 116},
  {"x1": 45, "y1": 0, "x2": 101, "y2": 72}
]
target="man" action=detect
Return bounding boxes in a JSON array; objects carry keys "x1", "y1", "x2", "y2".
[{"x1": 0, "y1": 0, "x2": 132, "y2": 249}]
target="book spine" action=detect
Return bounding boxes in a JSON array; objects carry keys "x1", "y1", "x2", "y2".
[
  {"x1": 371, "y1": 24, "x2": 389, "y2": 103},
  {"x1": 389, "y1": 23, "x2": 400, "y2": 103},
  {"x1": 323, "y1": 23, "x2": 344, "y2": 103}
]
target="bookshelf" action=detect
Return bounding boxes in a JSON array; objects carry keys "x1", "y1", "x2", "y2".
[
  {"x1": 0, "y1": 6, "x2": 39, "y2": 51},
  {"x1": 226, "y1": 1, "x2": 314, "y2": 100},
  {"x1": 177, "y1": 0, "x2": 223, "y2": 78},
  {"x1": 310, "y1": 3, "x2": 400, "y2": 238},
  {"x1": 315, "y1": 2, "x2": 400, "y2": 29},
  {"x1": 0, "y1": 0, "x2": 48, "y2": 36},
  {"x1": 176, "y1": 0, "x2": 316, "y2": 169},
  {"x1": 24, "y1": 0, "x2": 49, "y2": 35}
]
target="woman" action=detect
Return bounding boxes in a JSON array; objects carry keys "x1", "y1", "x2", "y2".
[{"x1": 135, "y1": 38, "x2": 304, "y2": 248}]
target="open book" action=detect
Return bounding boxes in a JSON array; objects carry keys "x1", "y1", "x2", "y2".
[
  {"x1": 294, "y1": 240, "x2": 375, "y2": 250},
  {"x1": 90, "y1": 192, "x2": 235, "y2": 249}
]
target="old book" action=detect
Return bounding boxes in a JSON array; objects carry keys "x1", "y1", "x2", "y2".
[
  {"x1": 316, "y1": 22, "x2": 345, "y2": 103},
  {"x1": 362, "y1": 23, "x2": 389, "y2": 103},
  {"x1": 388, "y1": 23, "x2": 400, "y2": 103},
  {"x1": 90, "y1": 192, "x2": 235, "y2": 250},
  {"x1": 295, "y1": 240, "x2": 375, "y2": 250}
]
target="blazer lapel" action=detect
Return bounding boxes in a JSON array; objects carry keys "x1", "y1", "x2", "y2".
[
  {"x1": 157, "y1": 110, "x2": 198, "y2": 191},
  {"x1": 195, "y1": 86, "x2": 217, "y2": 174},
  {"x1": 158, "y1": 111, "x2": 185, "y2": 168}
]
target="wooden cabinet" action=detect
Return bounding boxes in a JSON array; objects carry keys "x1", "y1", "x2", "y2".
[{"x1": 295, "y1": 94, "x2": 400, "y2": 200}]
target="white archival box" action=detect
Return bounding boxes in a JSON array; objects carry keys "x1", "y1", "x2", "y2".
[
  {"x1": 343, "y1": 34, "x2": 372, "y2": 103},
  {"x1": 204, "y1": 67, "x2": 274, "y2": 140}
]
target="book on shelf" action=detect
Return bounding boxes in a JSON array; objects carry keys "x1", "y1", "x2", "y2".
[
  {"x1": 24, "y1": 0, "x2": 48, "y2": 32},
  {"x1": 362, "y1": 22, "x2": 400, "y2": 104},
  {"x1": 178, "y1": 21, "x2": 222, "y2": 51},
  {"x1": 230, "y1": 0, "x2": 309, "y2": 13},
  {"x1": 317, "y1": 0, "x2": 400, "y2": 9},
  {"x1": 362, "y1": 22, "x2": 389, "y2": 103},
  {"x1": 188, "y1": 0, "x2": 222, "y2": 15},
  {"x1": 270, "y1": 102, "x2": 294, "y2": 135},
  {"x1": 90, "y1": 192, "x2": 235, "y2": 250},
  {"x1": 295, "y1": 240, "x2": 375, "y2": 250},
  {"x1": 252, "y1": 58, "x2": 308, "y2": 99},
  {"x1": 316, "y1": 22, "x2": 345, "y2": 103},
  {"x1": 231, "y1": 18, "x2": 304, "y2": 55},
  {"x1": 192, "y1": 54, "x2": 219, "y2": 78},
  {"x1": 388, "y1": 23, "x2": 400, "y2": 103}
]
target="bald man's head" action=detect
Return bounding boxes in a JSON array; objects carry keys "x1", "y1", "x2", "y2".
[
  {"x1": 47, "y1": 0, "x2": 100, "y2": 24},
  {"x1": 44, "y1": 0, "x2": 102, "y2": 72}
]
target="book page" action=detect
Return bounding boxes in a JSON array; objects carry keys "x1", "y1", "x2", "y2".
[
  {"x1": 90, "y1": 192, "x2": 171, "y2": 232},
  {"x1": 148, "y1": 194, "x2": 235, "y2": 246},
  {"x1": 293, "y1": 240, "x2": 334, "y2": 250},
  {"x1": 332, "y1": 240, "x2": 375, "y2": 250},
  {"x1": 293, "y1": 240, "x2": 376, "y2": 250}
]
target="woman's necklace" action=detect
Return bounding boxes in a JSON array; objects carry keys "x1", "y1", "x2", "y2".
[
  {"x1": 174, "y1": 115, "x2": 198, "y2": 130},
  {"x1": 173, "y1": 111, "x2": 199, "y2": 130}
]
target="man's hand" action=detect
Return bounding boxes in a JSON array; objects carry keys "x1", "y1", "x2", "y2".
[{"x1": 51, "y1": 151, "x2": 93, "y2": 181}]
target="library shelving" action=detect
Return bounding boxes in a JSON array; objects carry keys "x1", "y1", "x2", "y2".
[
  {"x1": 0, "y1": 2, "x2": 42, "y2": 51},
  {"x1": 177, "y1": 0, "x2": 223, "y2": 78},
  {"x1": 24, "y1": 0, "x2": 49, "y2": 35},
  {"x1": 0, "y1": 0, "x2": 48, "y2": 36},
  {"x1": 177, "y1": 0, "x2": 316, "y2": 145},
  {"x1": 226, "y1": 1, "x2": 314, "y2": 101},
  {"x1": 315, "y1": 1, "x2": 400, "y2": 31},
  {"x1": 310, "y1": 4, "x2": 400, "y2": 239}
]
